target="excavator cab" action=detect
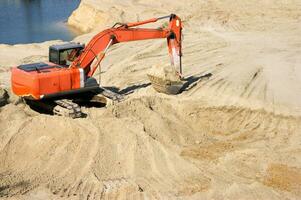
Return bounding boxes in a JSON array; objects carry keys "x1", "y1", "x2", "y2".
[{"x1": 49, "y1": 42, "x2": 84, "y2": 67}]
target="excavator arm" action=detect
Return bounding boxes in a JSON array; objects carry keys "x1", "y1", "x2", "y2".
[{"x1": 70, "y1": 14, "x2": 182, "y2": 78}]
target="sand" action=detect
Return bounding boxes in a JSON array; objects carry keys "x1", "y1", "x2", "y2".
[{"x1": 0, "y1": 0, "x2": 301, "y2": 199}]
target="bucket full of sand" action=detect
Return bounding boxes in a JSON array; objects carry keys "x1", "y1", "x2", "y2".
[{"x1": 147, "y1": 64, "x2": 184, "y2": 95}]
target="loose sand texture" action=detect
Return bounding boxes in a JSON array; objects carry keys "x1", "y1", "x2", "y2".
[{"x1": 0, "y1": 0, "x2": 301, "y2": 199}]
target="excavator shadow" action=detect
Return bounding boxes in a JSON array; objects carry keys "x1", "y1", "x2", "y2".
[
  {"x1": 179, "y1": 73, "x2": 213, "y2": 93},
  {"x1": 104, "y1": 83, "x2": 152, "y2": 95},
  {"x1": 103, "y1": 73, "x2": 213, "y2": 96}
]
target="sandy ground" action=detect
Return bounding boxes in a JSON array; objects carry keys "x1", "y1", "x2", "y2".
[{"x1": 0, "y1": 0, "x2": 301, "y2": 199}]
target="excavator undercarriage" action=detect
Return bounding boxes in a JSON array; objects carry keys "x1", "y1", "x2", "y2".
[{"x1": 23, "y1": 86, "x2": 123, "y2": 118}]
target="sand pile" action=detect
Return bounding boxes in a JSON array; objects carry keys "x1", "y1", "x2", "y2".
[
  {"x1": 0, "y1": 0, "x2": 301, "y2": 199},
  {"x1": 148, "y1": 65, "x2": 180, "y2": 83},
  {"x1": 147, "y1": 64, "x2": 183, "y2": 94},
  {"x1": 1, "y1": 96, "x2": 301, "y2": 199}
]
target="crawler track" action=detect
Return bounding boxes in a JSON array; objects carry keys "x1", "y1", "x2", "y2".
[
  {"x1": 54, "y1": 99, "x2": 83, "y2": 118},
  {"x1": 23, "y1": 88, "x2": 123, "y2": 118}
]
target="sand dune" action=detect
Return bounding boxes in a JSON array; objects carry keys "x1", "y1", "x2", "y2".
[{"x1": 0, "y1": 0, "x2": 301, "y2": 199}]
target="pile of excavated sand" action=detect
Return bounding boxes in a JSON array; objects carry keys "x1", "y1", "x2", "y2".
[
  {"x1": 0, "y1": 0, "x2": 301, "y2": 199},
  {"x1": 147, "y1": 64, "x2": 183, "y2": 94},
  {"x1": 148, "y1": 64, "x2": 180, "y2": 83}
]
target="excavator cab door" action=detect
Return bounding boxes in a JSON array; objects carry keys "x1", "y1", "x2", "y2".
[{"x1": 49, "y1": 42, "x2": 84, "y2": 67}]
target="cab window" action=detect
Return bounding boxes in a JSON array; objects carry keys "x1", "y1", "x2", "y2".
[
  {"x1": 49, "y1": 49, "x2": 59, "y2": 64},
  {"x1": 59, "y1": 49, "x2": 80, "y2": 66}
]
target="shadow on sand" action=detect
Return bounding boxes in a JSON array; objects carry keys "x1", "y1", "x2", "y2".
[{"x1": 102, "y1": 72, "x2": 213, "y2": 95}]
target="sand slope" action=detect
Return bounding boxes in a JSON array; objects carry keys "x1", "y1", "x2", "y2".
[{"x1": 0, "y1": 0, "x2": 301, "y2": 199}]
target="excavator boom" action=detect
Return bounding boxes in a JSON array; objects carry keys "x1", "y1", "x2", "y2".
[{"x1": 72, "y1": 14, "x2": 182, "y2": 77}]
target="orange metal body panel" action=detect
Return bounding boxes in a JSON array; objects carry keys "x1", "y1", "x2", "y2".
[{"x1": 11, "y1": 64, "x2": 81, "y2": 100}]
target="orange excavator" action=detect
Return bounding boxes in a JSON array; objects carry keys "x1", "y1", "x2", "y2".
[{"x1": 11, "y1": 14, "x2": 183, "y2": 118}]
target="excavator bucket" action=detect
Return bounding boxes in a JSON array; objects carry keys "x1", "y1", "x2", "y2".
[
  {"x1": 147, "y1": 64, "x2": 184, "y2": 95},
  {"x1": 147, "y1": 75, "x2": 184, "y2": 95}
]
